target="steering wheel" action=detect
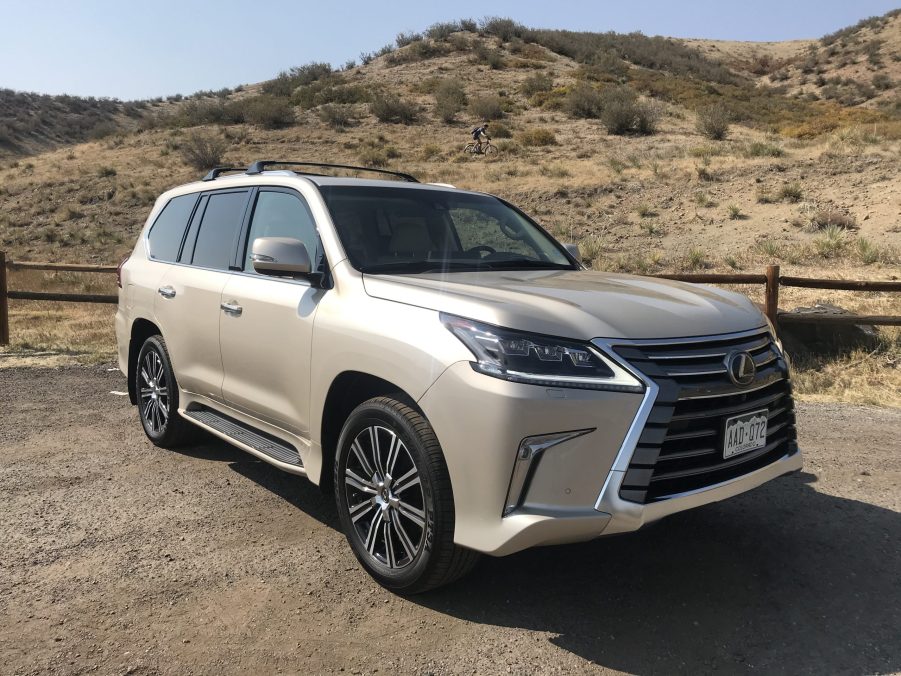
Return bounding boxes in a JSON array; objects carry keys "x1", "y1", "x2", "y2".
[
  {"x1": 466, "y1": 245, "x2": 496, "y2": 257},
  {"x1": 499, "y1": 220, "x2": 524, "y2": 240}
]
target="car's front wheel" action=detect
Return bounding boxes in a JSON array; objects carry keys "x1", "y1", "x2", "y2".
[
  {"x1": 135, "y1": 335, "x2": 193, "y2": 448},
  {"x1": 335, "y1": 396, "x2": 479, "y2": 593}
]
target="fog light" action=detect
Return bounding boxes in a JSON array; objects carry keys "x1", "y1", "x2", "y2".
[{"x1": 503, "y1": 429, "x2": 594, "y2": 516}]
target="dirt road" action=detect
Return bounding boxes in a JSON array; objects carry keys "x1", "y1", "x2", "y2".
[{"x1": 1, "y1": 366, "x2": 899, "y2": 675}]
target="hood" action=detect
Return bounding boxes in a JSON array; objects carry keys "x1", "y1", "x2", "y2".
[{"x1": 362, "y1": 269, "x2": 765, "y2": 340}]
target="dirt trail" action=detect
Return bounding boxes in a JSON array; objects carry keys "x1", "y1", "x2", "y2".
[{"x1": 1, "y1": 366, "x2": 899, "y2": 675}]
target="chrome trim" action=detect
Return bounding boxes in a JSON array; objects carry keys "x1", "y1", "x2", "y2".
[
  {"x1": 590, "y1": 327, "x2": 787, "y2": 513},
  {"x1": 589, "y1": 339, "x2": 660, "y2": 477},
  {"x1": 503, "y1": 429, "x2": 594, "y2": 516}
]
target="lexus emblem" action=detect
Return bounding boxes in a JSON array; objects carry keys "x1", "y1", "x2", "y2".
[{"x1": 725, "y1": 351, "x2": 756, "y2": 386}]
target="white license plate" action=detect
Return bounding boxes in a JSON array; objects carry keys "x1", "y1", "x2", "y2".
[{"x1": 723, "y1": 409, "x2": 768, "y2": 459}]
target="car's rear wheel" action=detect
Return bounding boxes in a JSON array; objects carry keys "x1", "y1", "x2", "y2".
[
  {"x1": 335, "y1": 396, "x2": 479, "y2": 593},
  {"x1": 135, "y1": 335, "x2": 194, "y2": 448}
]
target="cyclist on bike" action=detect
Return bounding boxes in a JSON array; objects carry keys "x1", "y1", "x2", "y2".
[{"x1": 471, "y1": 122, "x2": 491, "y2": 153}]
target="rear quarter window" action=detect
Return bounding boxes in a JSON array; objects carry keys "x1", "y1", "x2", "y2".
[{"x1": 147, "y1": 194, "x2": 198, "y2": 262}]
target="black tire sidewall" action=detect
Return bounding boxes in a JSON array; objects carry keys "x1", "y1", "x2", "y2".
[
  {"x1": 135, "y1": 335, "x2": 179, "y2": 445},
  {"x1": 335, "y1": 401, "x2": 443, "y2": 592}
]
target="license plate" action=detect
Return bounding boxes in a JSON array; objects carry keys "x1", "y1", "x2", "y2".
[{"x1": 723, "y1": 409, "x2": 768, "y2": 459}]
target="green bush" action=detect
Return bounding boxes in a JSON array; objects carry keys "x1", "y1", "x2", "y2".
[
  {"x1": 563, "y1": 82, "x2": 602, "y2": 119},
  {"x1": 696, "y1": 104, "x2": 731, "y2": 140},
  {"x1": 370, "y1": 93, "x2": 418, "y2": 124},
  {"x1": 395, "y1": 32, "x2": 422, "y2": 48},
  {"x1": 468, "y1": 95, "x2": 505, "y2": 120},
  {"x1": 434, "y1": 79, "x2": 468, "y2": 123},
  {"x1": 472, "y1": 43, "x2": 505, "y2": 69},
  {"x1": 179, "y1": 132, "x2": 227, "y2": 170}
]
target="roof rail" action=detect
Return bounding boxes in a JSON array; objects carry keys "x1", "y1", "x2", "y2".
[
  {"x1": 202, "y1": 166, "x2": 247, "y2": 182},
  {"x1": 244, "y1": 161, "x2": 419, "y2": 183}
]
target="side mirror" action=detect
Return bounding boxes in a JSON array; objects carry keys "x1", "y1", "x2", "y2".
[
  {"x1": 563, "y1": 242, "x2": 582, "y2": 264},
  {"x1": 251, "y1": 237, "x2": 312, "y2": 277}
]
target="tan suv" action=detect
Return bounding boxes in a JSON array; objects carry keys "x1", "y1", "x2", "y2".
[{"x1": 116, "y1": 161, "x2": 802, "y2": 592}]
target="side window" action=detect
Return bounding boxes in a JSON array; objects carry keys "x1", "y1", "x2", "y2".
[
  {"x1": 191, "y1": 191, "x2": 249, "y2": 270},
  {"x1": 243, "y1": 191, "x2": 321, "y2": 272},
  {"x1": 146, "y1": 194, "x2": 197, "y2": 262}
]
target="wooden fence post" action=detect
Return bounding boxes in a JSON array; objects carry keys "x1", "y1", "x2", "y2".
[
  {"x1": 0, "y1": 251, "x2": 9, "y2": 346},
  {"x1": 765, "y1": 264, "x2": 780, "y2": 328}
]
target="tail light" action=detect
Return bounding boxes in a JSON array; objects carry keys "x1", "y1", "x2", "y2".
[{"x1": 117, "y1": 255, "x2": 129, "y2": 289}]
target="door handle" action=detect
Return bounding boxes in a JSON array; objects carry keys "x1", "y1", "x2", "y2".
[
  {"x1": 220, "y1": 301, "x2": 243, "y2": 317},
  {"x1": 157, "y1": 286, "x2": 176, "y2": 299}
]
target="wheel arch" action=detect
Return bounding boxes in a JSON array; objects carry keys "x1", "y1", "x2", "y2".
[
  {"x1": 318, "y1": 371, "x2": 422, "y2": 494},
  {"x1": 127, "y1": 318, "x2": 162, "y2": 404}
]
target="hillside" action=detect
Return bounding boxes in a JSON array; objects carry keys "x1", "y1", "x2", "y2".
[{"x1": 1, "y1": 14, "x2": 899, "y2": 403}]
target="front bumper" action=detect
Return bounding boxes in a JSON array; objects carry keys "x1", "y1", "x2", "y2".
[{"x1": 418, "y1": 328, "x2": 802, "y2": 557}]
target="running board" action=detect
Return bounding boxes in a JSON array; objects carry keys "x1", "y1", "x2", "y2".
[{"x1": 184, "y1": 408, "x2": 303, "y2": 467}]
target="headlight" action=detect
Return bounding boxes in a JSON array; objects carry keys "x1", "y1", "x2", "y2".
[
  {"x1": 441, "y1": 313, "x2": 644, "y2": 393},
  {"x1": 763, "y1": 316, "x2": 785, "y2": 355}
]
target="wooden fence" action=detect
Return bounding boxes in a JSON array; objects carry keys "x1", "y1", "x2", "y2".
[{"x1": 0, "y1": 252, "x2": 899, "y2": 346}]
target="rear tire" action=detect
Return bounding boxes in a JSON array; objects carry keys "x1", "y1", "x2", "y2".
[
  {"x1": 334, "y1": 396, "x2": 479, "y2": 593},
  {"x1": 135, "y1": 335, "x2": 194, "y2": 449}
]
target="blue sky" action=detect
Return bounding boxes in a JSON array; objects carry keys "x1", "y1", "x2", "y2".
[{"x1": 1, "y1": 0, "x2": 898, "y2": 100}]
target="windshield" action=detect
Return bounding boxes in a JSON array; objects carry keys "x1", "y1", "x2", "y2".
[{"x1": 319, "y1": 186, "x2": 576, "y2": 274}]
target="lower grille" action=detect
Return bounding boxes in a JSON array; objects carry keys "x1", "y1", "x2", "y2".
[{"x1": 612, "y1": 329, "x2": 798, "y2": 504}]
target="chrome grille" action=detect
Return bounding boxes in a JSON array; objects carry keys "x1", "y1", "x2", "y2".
[{"x1": 612, "y1": 329, "x2": 799, "y2": 504}]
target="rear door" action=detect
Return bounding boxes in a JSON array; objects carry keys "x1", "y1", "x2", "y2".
[
  {"x1": 154, "y1": 188, "x2": 251, "y2": 401},
  {"x1": 219, "y1": 187, "x2": 325, "y2": 436}
]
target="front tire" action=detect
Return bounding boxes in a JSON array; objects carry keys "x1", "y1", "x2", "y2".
[
  {"x1": 135, "y1": 335, "x2": 194, "y2": 448},
  {"x1": 335, "y1": 397, "x2": 479, "y2": 593}
]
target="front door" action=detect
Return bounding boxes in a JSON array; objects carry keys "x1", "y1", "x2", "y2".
[{"x1": 219, "y1": 188, "x2": 326, "y2": 437}]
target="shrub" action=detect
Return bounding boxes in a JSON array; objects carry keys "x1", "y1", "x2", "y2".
[
  {"x1": 426, "y1": 21, "x2": 461, "y2": 40},
  {"x1": 684, "y1": 247, "x2": 709, "y2": 271},
  {"x1": 97, "y1": 166, "x2": 117, "y2": 177},
  {"x1": 814, "y1": 225, "x2": 847, "y2": 258},
  {"x1": 873, "y1": 73, "x2": 893, "y2": 90},
  {"x1": 473, "y1": 43, "x2": 505, "y2": 69},
  {"x1": 490, "y1": 122, "x2": 513, "y2": 138},
  {"x1": 468, "y1": 95, "x2": 504, "y2": 120},
  {"x1": 370, "y1": 93, "x2": 418, "y2": 124},
  {"x1": 395, "y1": 31, "x2": 422, "y2": 48},
  {"x1": 262, "y1": 62, "x2": 333, "y2": 97},
  {"x1": 518, "y1": 127, "x2": 556, "y2": 146},
  {"x1": 727, "y1": 204, "x2": 743, "y2": 220},
  {"x1": 318, "y1": 104, "x2": 354, "y2": 129},
  {"x1": 744, "y1": 141, "x2": 785, "y2": 157},
  {"x1": 778, "y1": 182, "x2": 803, "y2": 202},
  {"x1": 521, "y1": 73, "x2": 554, "y2": 96},
  {"x1": 599, "y1": 86, "x2": 655, "y2": 135},
  {"x1": 179, "y1": 132, "x2": 227, "y2": 170},
  {"x1": 565, "y1": 83, "x2": 603, "y2": 119},
  {"x1": 809, "y1": 209, "x2": 858, "y2": 230},
  {"x1": 696, "y1": 104, "x2": 731, "y2": 140},
  {"x1": 241, "y1": 95, "x2": 295, "y2": 129},
  {"x1": 434, "y1": 79, "x2": 468, "y2": 123}
]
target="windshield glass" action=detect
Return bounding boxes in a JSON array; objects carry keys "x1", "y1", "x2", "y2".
[{"x1": 319, "y1": 186, "x2": 575, "y2": 274}]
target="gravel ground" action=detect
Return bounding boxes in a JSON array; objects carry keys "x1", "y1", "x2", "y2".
[{"x1": 0, "y1": 365, "x2": 899, "y2": 675}]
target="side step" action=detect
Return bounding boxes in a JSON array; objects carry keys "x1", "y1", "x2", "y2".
[{"x1": 184, "y1": 408, "x2": 303, "y2": 467}]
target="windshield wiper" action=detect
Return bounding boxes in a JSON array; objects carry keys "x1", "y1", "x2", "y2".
[
  {"x1": 476, "y1": 259, "x2": 575, "y2": 270},
  {"x1": 359, "y1": 260, "x2": 491, "y2": 274}
]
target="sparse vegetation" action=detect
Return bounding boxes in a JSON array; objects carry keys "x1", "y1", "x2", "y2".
[
  {"x1": 696, "y1": 104, "x2": 731, "y2": 140},
  {"x1": 808, "y1": 209, "x2": 858, "y2": 231},
  {"x1": 727, "y1": 204, "x2": 743, "y2": 220},
  {"x1": 599, "y1": 86, "x2": 658, "y2": 135},
  {"x1": 468, "y1": 95, "x2": 505, "y2": 121},
  {"x1": 179, "y1": 132, "x2": 227, "y2": 171},
  {"x1": 778, "y1": 183, "x2": 804, "y2": 202},
  {"x1": 565, "y1": 83, "x2": 604, "y2": 119},
  {"x1": 370, "y1": 93, "x2": 418, "y2": 124},
  {"x1": 433, "y1": 79, "x2": 468, "y2": 123},
  {"x1": 517, "y1": 127, "x2": 557, "y2": 146}
]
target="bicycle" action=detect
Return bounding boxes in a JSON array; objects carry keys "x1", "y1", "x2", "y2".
[{"x1": 463, "y1": 141, "x2": 497, "y2": 156}]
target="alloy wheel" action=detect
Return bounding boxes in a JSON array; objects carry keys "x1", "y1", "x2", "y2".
[{"x1": 139, "y1": 348, "x2": 169, "y2": 435}]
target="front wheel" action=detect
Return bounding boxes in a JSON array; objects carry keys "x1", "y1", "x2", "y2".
[
  {"x1": 335, "y1": 397, "x2": 479, "y2": 593},
  {"x1": 482, "y1": 143, "x2": 497, "y2": 156}
]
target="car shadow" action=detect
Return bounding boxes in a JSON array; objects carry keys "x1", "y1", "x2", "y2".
[
  {"x1": 418, "y1": 471, "x2": 901, "y2": 674},
  {"x1": 179, "y1": 435, "x2": 901, "y2": 674}
]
